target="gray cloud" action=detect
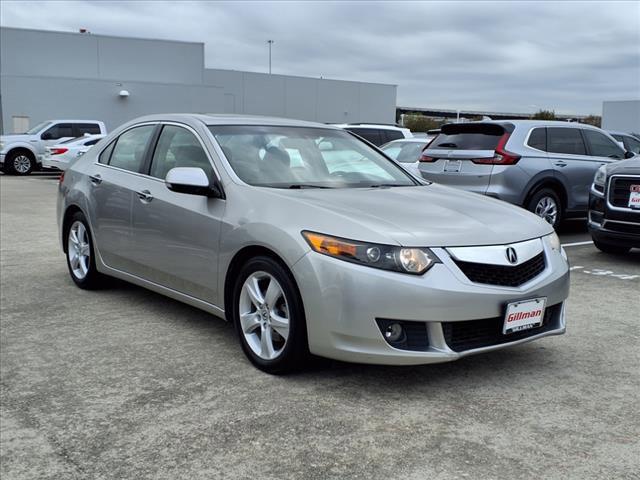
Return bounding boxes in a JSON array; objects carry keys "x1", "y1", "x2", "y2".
[{"x1": 1, "y1": 0, "x2": 639, "y2": 115}]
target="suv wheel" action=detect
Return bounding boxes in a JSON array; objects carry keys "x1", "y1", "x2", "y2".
[
  {"x1": 6, "y1": 150, "x2": 36, "y2": 175},
  {"x1": 593, "y1": 240, "x2": 630, "y2": 255},
  {"x1": 232, "y1": 256, "x2": 308, "y2": 374},
  {"x1": 527, "y1": 188, "x2": 562, "y2": 228}
]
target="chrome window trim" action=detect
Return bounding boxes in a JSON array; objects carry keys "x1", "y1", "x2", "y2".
[
  {"x1": 94, "y1": 121, "x2": 225, "y2": 189},
  {"x1": 606, "y1": 174, "x2": 640, "y2": 212}
]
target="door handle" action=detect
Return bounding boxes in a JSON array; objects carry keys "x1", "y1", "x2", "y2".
[
  {"x1": 136, "y1": 190, "x2": 154, "y2": 202},
  {"x1": 554, "y1": 161, "x2": 568, "y2": 168},
  {"x1": 89, "y1": 174, "x2": 102, "y2": 185}
]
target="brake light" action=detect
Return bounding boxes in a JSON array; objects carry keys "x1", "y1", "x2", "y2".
[
  {"x1": 419, "y1": 154, "x2": 436, "y2": 162},
  {"x1": 471, "y1": 132, "x2": 520, "y2": 165},
  {"x1": 50, "y1": 147, "x2": 68, "y2": 155}
]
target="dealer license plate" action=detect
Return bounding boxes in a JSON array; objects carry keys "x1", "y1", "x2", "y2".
[
  {"x1": 503, "y1": 297, "x2": 546, "y2": 334},
  {"x1": 443, "y1": 159, "x2": 462, "y2": 173},
  {"x1": 628, "y1": 185, "x2": 640, "y2": 209}
]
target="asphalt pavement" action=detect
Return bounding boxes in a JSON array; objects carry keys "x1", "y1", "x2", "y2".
[{"x1": 1, "y1": 173, "x2": 639, "y2": 479}]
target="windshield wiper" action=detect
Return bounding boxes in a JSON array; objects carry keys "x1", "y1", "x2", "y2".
[{"x1": 287, "y1": 184, "x2": 333, "y2": 189}]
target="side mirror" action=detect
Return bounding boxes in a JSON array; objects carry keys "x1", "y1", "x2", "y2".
[
  {"x1": 624, "y1": 150, "x2": 635, "y2": 159},
  {"x1": 41, "y1": 132, "x2": 53, "y2": 140},
  {"x1": 165, "y1": 167, "x2": 223, "y2": 198}
]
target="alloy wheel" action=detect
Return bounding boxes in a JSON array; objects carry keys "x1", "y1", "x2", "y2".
[
  {"x1": 238, "y1": 271, "x2": 290, "y2": 361},
  {"x1": 534, "y1": 196, "x2": 558, "y2": 226},
  {"x1": 13, "y1": 155, "x2": 32, "y2": 174},
  {"x1": 67, "y1": 221, "x2": 91, "y2": 280}
]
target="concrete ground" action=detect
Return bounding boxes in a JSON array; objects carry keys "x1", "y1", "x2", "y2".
[{"x1": 1, "y1": 173, "x2": 639, "y2": 480}]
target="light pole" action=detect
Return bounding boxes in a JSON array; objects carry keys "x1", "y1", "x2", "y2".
[{"x1": 267, "y1": 40, "x2": 274, "y2": 74}]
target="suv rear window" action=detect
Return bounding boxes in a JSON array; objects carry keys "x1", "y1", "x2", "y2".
[
  {"x1": 347, "y1": 128, "x2": 383, "y2": 146},
  {"x1": 383, "y1": 130, "x2": 404, "y2": 143},
  {"x1": 428, "y1": 124, "x2": 505, "y2": 151}
]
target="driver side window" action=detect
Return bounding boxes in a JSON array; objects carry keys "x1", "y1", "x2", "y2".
[{"x1": 149, "y1": 126, "x2": 213, "y2": 180}]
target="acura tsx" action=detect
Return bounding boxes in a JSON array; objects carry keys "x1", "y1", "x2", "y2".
[{"x1": 58, "y1": 114, "x2": 570, "y2": 373}]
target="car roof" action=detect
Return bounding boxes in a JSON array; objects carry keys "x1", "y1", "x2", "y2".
[
  {"x1": 129, "y1": 113, "x2": 336, "y2": 129},
  {"x1": 607, "y1": 130, "x2": 633, "y2": 137},
  {"x1": 480, "y1": 119, "x2": 603, "y2": 131},
  {"x1": 383, "y1": 138, "x2": 427, "y2": 145},
  {"x1": 333, "y1": 123, "x2": 408, "y2": 131}
]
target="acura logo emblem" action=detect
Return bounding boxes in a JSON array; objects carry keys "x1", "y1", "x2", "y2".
[{"x1": 506, "y1": 247, "x2": 518, "y2": 264}]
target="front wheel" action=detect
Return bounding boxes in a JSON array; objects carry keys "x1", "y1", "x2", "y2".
[
  {"x1": 6, "y1": 151, "x2": 35, "y2": 175},
  {"x1": 65, "y1": 212, "x2": 106, "y2": 289},
  {"x1": 527, "y1": 188, "x2": 563, "y2": 229},
  {"x1": 232, "y1": 256, "x2": 308, "y2": 374}
]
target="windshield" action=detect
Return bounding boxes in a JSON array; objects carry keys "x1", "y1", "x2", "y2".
[
  {"x1": 24, "y1": 121, "x2": 52, "y2": 135},
  {"x1": 208, "y1": 126, "x2": 417, "y2": 188}
]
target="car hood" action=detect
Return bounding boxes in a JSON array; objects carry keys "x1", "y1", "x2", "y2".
[
  {"x1": 263, "y1": 183, "x2": 553, "y2": 247},
  {"x1": 1, "y1": 134, "x2": 33, "y2": 143},
  {"x1": 606, "y1": 156, "x2": 640, "y2": 176}
]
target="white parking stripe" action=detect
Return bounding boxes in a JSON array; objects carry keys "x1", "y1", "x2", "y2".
[{"x1": 561, "y1": 240, "x2": 594, "y2": 247}]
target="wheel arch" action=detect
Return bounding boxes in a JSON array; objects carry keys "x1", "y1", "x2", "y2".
[
  {"x1": 223, "y1": 245, "x2": 297, "y2": 322},
  {"x1": 523, "y1": 177, "x2": 568, "y2": 212},
  {"x1": 61, "y1": 204, "x2": 85, "y2": 253},
  {"x1": 6, "y1": 145, "x2": 37, "y2": 161}
]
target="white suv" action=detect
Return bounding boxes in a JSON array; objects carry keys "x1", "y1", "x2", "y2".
[
  {"x1": 333, "y1": 123, "x2": 413, "y2": 146},
  {"x1": 1, "y1": 120, "x2": 107, "y2": 175}
]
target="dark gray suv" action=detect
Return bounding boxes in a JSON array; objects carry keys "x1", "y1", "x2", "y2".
[{"x1": 419, "y1": 120, "x2": 634, "y2": 228}]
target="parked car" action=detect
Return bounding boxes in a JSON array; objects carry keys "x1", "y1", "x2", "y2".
[
  {"x1": 0, "y1": 120, "x2": 106, "y2": 175},
  {"x1": 59, "y1": 114, "x2": 569, "y2": 374},
  {"x1": 608, "y1": 131, "x2": 640, "y2": 155},
  {"x1": 419, "y1": 121, "x2": 634, "y2": 228},
  {"x1": 588, "y1": 156, "x2": 640, "y2": 253},
  {"x1": 42, "y1": 135, "x2": 105, "y2": 171},
  {"x1": 333, "y1": 123, "x2": 413, "y2": 146},
  {"x1": 380, "y1": 138, "x2": 428, "y2": 176}
]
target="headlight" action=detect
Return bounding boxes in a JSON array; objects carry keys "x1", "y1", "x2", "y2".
[
  {"x1": 547, "y1": 232, "x2": 561, "y2": 252},
  {"x1": 593, "y1": 165, "x2": 607, "y2": 187},
  {"x1": 302, "y1": 231, "x2": 440, "y2": 275}
]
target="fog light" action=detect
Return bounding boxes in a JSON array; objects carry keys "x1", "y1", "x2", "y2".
[{"x1": 384, "y1": 323, "x2": 404, "y2": 342}]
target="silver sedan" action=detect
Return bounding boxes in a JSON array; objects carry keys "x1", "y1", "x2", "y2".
[{"x1": 58, "y1": 114, "x2": 570, "y2": 373}]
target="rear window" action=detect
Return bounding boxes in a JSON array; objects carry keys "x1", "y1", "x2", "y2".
[
  {"x1": 427, "y1": 123, "x2": 504, "y2": 150},
  {"x1": 347, "y1": 128, "x2": 383, "y2": 146},
  {"x1": 547, "y1": 128, "x2": 586, "y2": 155},
  {"x1": 76, "y1": 123, "x2": 101, "y2": 135},
  {"x1": 383, "y1": 130, "x2": 404, "y2": 143}
]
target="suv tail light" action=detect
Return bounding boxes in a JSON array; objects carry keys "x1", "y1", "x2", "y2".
[
  {"x1": 419, "y1": 153, "x2": 436, "y2": 163},
  {"x1": 471, "y1": 132, "x2": 520, "y2": 165},
  {"x1": 50, "y1": 147, "x2": 68, "y2": 155}
]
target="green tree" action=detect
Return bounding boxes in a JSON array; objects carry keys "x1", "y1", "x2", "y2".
[
  {"x1": 531, "y1": 109, "x2": 556, "y2": 120},
  {"x1": 402, "y1": 115, "x2": 441, "y2": 133},
  {"x1": 582, "y1": 115, "x2": 601, "y2": 127}
]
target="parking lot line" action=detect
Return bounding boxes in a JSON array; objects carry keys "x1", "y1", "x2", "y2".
[{"x1": 561, "y1": 240, "x2": 594, "y2": 247}]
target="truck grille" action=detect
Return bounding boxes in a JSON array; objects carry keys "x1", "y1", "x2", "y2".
[
  {"x1": 442, "y1": 304, "x2": 561, "y2": 352},
  {"x1": 609, "y1": 176, "x2": 640, "y2": 208},
  {"x1": 453, "y1": 252, "x2": 546, "y2": 287}
]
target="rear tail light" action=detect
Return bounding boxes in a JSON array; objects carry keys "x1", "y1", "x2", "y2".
[
  {"x1": 50, "y1": 147, "x2": 68, "y2": 155},
  {"x1": 419, "y1": 154, "x2": 436, "y2": 163},
  {"x1": 471, "y1": 132, "x2": 520, "y2": 165}
]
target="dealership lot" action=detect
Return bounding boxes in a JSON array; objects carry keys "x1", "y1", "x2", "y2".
[{"x1": 1, "y1": 173, "x2": 638, "y2": 479}]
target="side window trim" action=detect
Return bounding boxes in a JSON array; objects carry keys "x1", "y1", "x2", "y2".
[{"x1": 140, "y1": 124, "x2": 164, "y2": 175}]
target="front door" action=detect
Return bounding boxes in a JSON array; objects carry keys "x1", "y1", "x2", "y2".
[{"x1": 129, "y1": 124, "x2": 224, "y2": 304}]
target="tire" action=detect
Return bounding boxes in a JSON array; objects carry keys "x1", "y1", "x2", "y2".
[
  {"x1": 593, "y1": 240, "x2": 630, "y2": 255},
  {"x1": 232, "y1": 256, "x2": 308, "y2": 374},
  {"x1": 527, "y1": 188, "x2": 563, "y2": 229},
  {"x1": 64, "y1": 211, "x2": 106, "y2": 289},
  {"x1": 5, "y1": 150, "x2": 35, "y2": 175}
]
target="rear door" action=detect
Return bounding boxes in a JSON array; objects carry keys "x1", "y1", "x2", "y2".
[
  {"x1": 418, "y1": 123, "x2": 504, "y2": 194},
  {"x1": 89, "y1": 124, "x2": 157, "y2": 272}
]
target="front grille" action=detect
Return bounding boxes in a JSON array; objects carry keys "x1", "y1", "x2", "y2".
[
  {"x1": 603, "y1": 221, "x2": 640, "y2": 235},
  {"x1": 609, "y1": 177, "x2": 640, "y2": 208},
  {"x1": 442, "y1": 304, "x2": 561, "y2": 353},
  {"x1": 453, "y1": 252, "x2": 546, "y2": 287}
]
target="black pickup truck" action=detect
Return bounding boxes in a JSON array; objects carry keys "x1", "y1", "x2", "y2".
[{"x1": 588, "y1": 156, "x2": 640, "y2": 253}]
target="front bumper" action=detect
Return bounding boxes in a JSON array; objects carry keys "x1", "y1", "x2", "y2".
[
  {"x1": 292, "y1": 240, "x2": 569, "y2": 365},
  {"x1": 588, "y1": 189, "x2": 640, "y2": 249}
]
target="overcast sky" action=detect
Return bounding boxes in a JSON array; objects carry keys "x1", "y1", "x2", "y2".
[{"x1": 2, "y1": 0, "x2": 639, "y2": 115}]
